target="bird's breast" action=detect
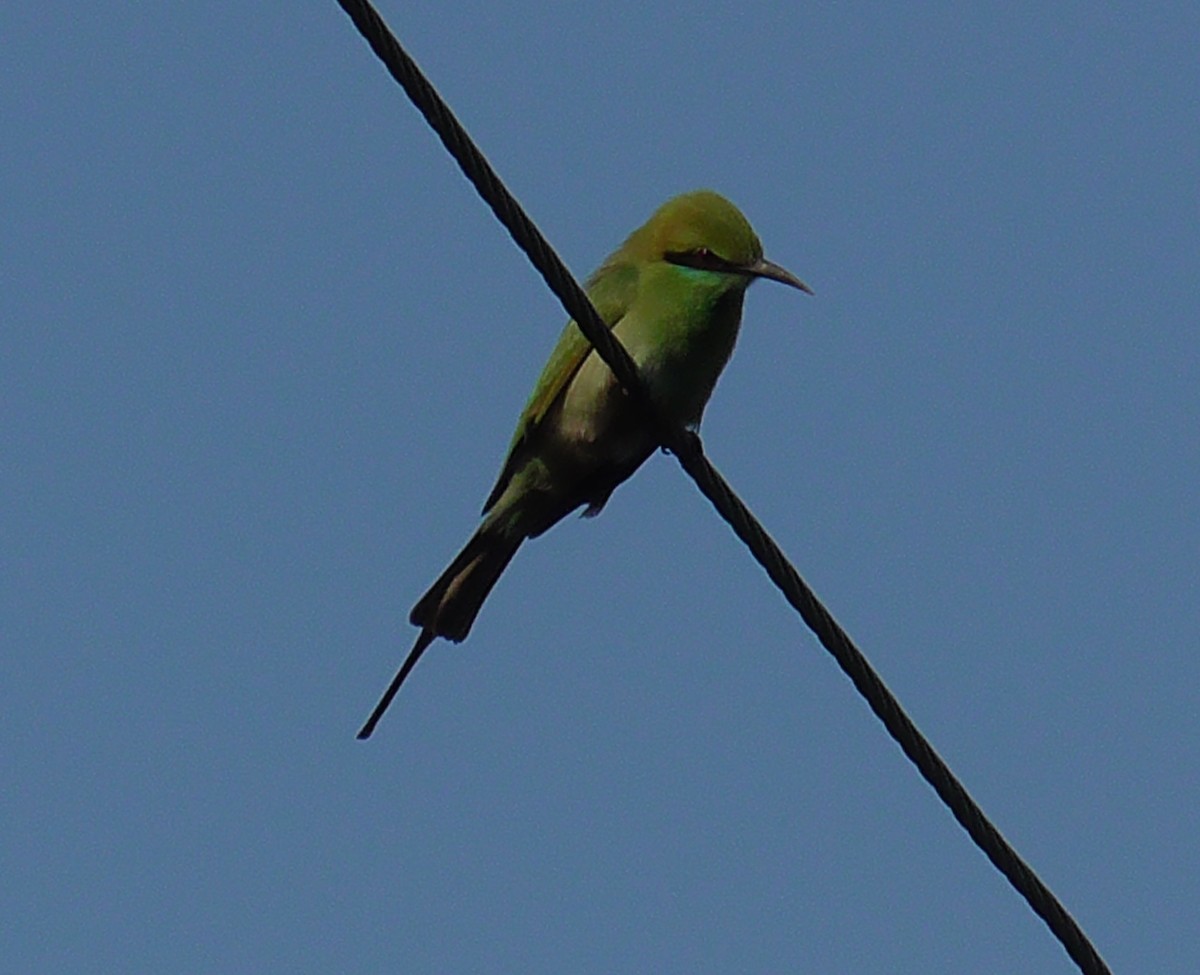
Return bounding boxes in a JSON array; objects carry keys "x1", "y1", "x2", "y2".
[
  {"x1": 617, "y1": 290, "x2": 745, "y2": 426},
  {"x1": 548, "y1": 287, "x2": 745, "y2": 466}
]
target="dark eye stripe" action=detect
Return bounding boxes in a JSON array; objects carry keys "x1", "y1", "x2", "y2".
[{"x1": 664, "y1": 248, "x2": 737, "y2": 273}]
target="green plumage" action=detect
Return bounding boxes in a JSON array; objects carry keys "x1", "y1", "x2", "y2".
[{"x1": 360, "y1": 189, "x2": 810, "y2": 736}]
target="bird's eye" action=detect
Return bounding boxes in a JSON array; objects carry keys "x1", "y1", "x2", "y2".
[{"x1": 695, "y1": 247, "x2": 712, "y2": 258}]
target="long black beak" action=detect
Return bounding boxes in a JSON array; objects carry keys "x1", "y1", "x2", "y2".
[{"x1": 746, "y1": 257, "x2": 814, "y2": 295}]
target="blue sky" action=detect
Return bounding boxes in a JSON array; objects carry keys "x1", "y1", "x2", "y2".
[{"x1": 4, "y1": 2, "x2": 1197, "y2": 972}]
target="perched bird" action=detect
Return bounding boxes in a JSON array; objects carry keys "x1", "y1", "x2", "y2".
[{"x1": 358, "y1": 190, "x2": 810, "y2": 737}]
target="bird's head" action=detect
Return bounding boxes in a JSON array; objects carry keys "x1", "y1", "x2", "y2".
[{"x1": 627, "y1": 190, "x2": 812, "y2": 295}]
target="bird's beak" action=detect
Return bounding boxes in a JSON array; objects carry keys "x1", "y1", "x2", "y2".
[{"x1": 745, "y1": 257, "x2": 814, "y2": 295}]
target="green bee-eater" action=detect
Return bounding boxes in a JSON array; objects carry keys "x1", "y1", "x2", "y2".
[{"x1": 358, "y1": 189, "x2": 810, "y2": 737}]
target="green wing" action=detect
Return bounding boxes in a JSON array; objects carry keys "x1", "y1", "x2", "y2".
[{"x1": 481, "y1": 260, "x2": 638, "y2": 513}]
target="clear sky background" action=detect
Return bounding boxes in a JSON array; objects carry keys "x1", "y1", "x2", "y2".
[{"x1": 4, "y1": 3, "x2": 1197, "y2": 973}]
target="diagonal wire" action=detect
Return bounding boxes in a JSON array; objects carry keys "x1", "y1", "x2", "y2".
[{"x1": 331, "y1": 3, "x2": 1112, "y2": 973}]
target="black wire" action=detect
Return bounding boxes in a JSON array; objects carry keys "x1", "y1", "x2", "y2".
[{"x1": 332, "y1": 3, "x2": 1112, "y2": 973}]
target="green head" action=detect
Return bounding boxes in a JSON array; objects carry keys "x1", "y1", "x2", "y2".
[{"x1": 621, "y1": 190, "x2": 812, "y2": 294}]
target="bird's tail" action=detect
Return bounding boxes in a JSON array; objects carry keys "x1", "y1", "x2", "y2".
[
  {"x1": 409, "y1": 524, "x2": 523, "y2": 643},
  {"x1": 357, "y1": 521, "x2": 524, "y2": 739},
  {"x1": 356, "y1": 627, "x2": 436, "y2": 739}
]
